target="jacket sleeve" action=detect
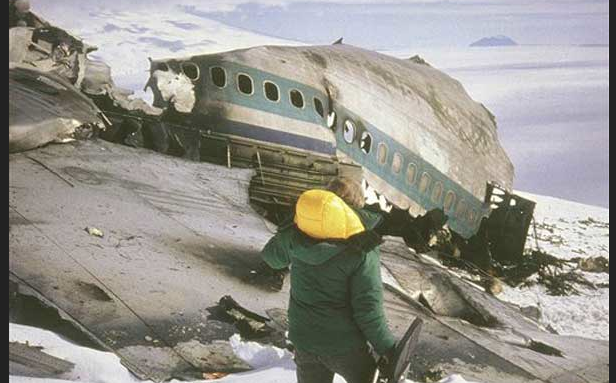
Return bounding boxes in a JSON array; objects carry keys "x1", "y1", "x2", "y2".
[
  {"x1": 260, "y1": 231, "x2": 292, "y2": 270},
  {"x1": 349, "y1": 251, "x2": 396, "y2": 355}
]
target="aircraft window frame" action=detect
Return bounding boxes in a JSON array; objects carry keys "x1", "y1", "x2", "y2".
[
  {"x1": 406, "y1": 163, "x2": 417, "y2": 185},
  {"x1": 418, "y1": 172, "x2": 431, "y2": 194},
  {"x1": 431, "y1": 181, "x2": 443, "y2": 204},
  {"x1": 392, "y1": 152, "x2": 403, "y2": 174},
  {"x1": 237, "y1": 73, "x2": 254, "y2": 95},
  {"x1": 210, "y1": 66, "x2": 227, "y2": 88},
  {"x1": 377, "y1": 142, "x2": 388, "y2": 165},
  {"x1": 360, "y1": 131, "x2": 372, "y2": 154},
  {"x1": 343, "y1": 119, "x2": 356, "y2": 144},
  {"x1": 263, "y1": 81, "x2": 280, "y2": 102},
  {"x1": 290, "y1": 89, "x2": 305, "y2": 108},
  {"x1": 444, "y1": 191, "x2": 456, "y2": 211},
  {"x1": 181, "y1": 62, "x2": 200, "y2": 81},
  {"x1": 314, "y1": 97, "x2": 325, "y2": 118}
]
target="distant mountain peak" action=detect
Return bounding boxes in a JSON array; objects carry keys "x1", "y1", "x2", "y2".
[{"x1": 470, "y1": 36, "x2": 518, "y2": 47}]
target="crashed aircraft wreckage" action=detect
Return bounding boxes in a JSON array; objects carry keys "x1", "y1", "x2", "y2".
[{"x1": 8, "y1": 3, "x2": 608, "y2": 383}]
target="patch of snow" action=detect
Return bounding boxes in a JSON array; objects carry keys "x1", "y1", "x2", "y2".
[
  {"x1": 9, "y1": 323, "x2": 482, "y2": 383},
  {"x1": 497, "y1": 191, "x2": 609, "y2": 340},
  {"x1": 9, "y1": 323, "x2": 141, "y2": 383}
]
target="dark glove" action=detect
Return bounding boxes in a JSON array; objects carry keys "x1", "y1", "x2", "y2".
[
  {"x1": 250, "y1": 261, "x2": 288, "y2": 291},
  {"x1": 377, "y1": 343, "x2": 397, "y2": 378}
]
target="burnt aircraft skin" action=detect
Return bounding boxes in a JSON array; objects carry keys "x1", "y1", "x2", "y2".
[
  {"x1": 9, "y1": 140, "x2": 609, "y2": 383},
  {"x1": 8, "y1": 3, "x2": 109, "y2": 153},
  {"x1": 9, "y1": 65, "x2": 105, "y2": 153},
  {"x1": 148, "y1": 45, "x2": 514, "y2": 239}
]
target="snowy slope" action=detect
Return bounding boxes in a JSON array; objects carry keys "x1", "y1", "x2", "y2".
[
  {"x1": 31, "y1": 1, "x2": 303, "y2": 98},
  {"x1": 498, "y1": 192, "x2": 609, "y2": 340}
]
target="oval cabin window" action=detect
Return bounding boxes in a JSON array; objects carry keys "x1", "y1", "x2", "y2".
[
  {"x1": 264, "y1": 81, "x2": 279, "y2": 101},
  {"x1": 314, "y1": 98, "x2": 324, "y2": 118},
  {"x1": 343, "y1": 120, "x2": 356, "y2": 143},
  {"x1": 406, "y1": 163, "x2": 417, "y2": 185},
  {"x1": 360, "y1": 132, "x2": 372, "y2": 154},
  {"x1": 211, "y1": 67, "x2": 226, "y2": 88},
  {"x1": 392, "y1": 153, "x2": 403, "y2": 174},
  {"x1": 237, "y1": 74, "x2": 253, "y2": 95},
  {"x1": 181, "y1": 62, "x2": 199, "y2": 81},
  {"x1": 377, "y1": 143, "x2": 388, "y2": 165},
  {"x1": 418, "y1": 173, "x2": 431, "y2": 194},
  {"x1": 290, "y1": 89, "x2": 304, "y2": 108},
  {"x1": 444, "y1": 191, "x2": 456, "y2": 211}
]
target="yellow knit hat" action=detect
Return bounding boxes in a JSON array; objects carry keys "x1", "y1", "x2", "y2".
[{"x1": 294, "y1": 189, "x2": 365, "y2": 240}]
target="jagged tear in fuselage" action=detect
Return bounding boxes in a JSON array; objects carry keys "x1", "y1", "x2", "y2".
[{"x1": 146, "y1": 44, "x2": 514, "y2": 239}]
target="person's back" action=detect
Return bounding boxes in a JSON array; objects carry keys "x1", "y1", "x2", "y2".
[{"x1": 260, "y1": 179, "x2": 396, "y2": 383}]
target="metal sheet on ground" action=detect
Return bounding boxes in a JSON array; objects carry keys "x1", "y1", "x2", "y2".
[{"x1": 9, "y1": 140, "x2": 287, "y2": 381}]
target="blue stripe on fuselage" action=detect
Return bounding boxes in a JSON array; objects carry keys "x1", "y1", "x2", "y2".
[{"x1": 203, "y1": 117, "x2": 336, "y2": 155}]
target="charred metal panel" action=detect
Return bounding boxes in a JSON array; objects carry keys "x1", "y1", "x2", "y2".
[
  {"x1": 484, "y1": 183, "x2": 536, "y2": 265},
  {"x1": 9, "y1": 66, "x2": 105, "y2": 153}
]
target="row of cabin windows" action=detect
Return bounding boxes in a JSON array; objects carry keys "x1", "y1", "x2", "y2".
[
  {"x1": 206, "y1": 66, "x2": 325, "y2": 119},
  {"x1": 339, "y1": 116, "x2": 478, "y2": 225},
  {"x1": 174, "y1": 60, "x2": 480, "y2": 226}
]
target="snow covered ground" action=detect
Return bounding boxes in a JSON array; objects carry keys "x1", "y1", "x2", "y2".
[
  {"x1": 9, "y1": 323, "x2": 478, "y2": 383},
  {"x1": 497, "y1": 192, "x2": 609, "y2": 341}
]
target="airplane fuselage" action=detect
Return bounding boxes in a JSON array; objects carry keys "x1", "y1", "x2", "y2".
[{"x1": 148, "y1": 44, "x2": 514, "y2": 239}]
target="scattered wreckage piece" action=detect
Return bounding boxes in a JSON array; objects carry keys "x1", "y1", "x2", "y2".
[
  {"x1": 379, "y1": 239, "x2": 609, "y2": 383},
  {"x1": 9, "y1": 65, "x2": 107, "y2": 153},
  {"x1": 9, "y1": 140, "x2": 283, "y2": 381},
  {"x1": 9, "y1": 341, "x2": 75, "y2": 378},
  {"x1": 8, "y1": 140, "x2": 609, "y2": 383}
]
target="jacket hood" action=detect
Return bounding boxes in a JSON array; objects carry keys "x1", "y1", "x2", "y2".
[{"x1": 288, "y1": 208, "x2": 382, "y2": 266}]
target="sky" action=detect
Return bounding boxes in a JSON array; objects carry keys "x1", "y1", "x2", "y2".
[{"x1": 31, "y1": 0, "x2": 610, "y2": 207}]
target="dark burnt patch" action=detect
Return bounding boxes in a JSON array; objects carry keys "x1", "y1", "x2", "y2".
[{"x1": 302, "y1": 51, "x2": 327, "y2": 69}]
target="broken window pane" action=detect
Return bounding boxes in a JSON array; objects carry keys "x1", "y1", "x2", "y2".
[
  {"x1": 407, "y1": 163, "x2": 417, "y2": 185},
  {"x1": 360, "y1": 131, "x2": 372, "y2": 154},
  {"x1": 377, "y1": 143, "x2": 388, "y2": 165},
  {"x1": 238, "y1": 74, "x2": 253, "y2": 95},
  {"x1": 444, "y1": 191, "x2": 456, "y2": 211},
  {"x1": 314, "y1": 97, "x2": 324, "y2": 117},
  {"x1": 181, "y1": 62, "x2": 199, "y2": 81},
  {"x1": 290, "y1": 89, "x2": 304, "y2": 108},
  {"x1": 264, "y1": 81, "x2": 279, "y2": 101},
  {"x1": 392, "y1": 152, "x2": 403, "y2": 174},
  {"x1": 211, "y1": 67, "x2": 226, "y2": 88},
  {"x1": 419, "y1": 172, "x2": 431, "y2": 194},
  {"x1": 343, "y1": 120, "x2": 355, "y2": 143}
]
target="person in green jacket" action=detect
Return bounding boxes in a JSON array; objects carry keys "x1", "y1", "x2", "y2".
[{"x1": 260, "y1": 177, "x2": 398, "y2": 383}]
